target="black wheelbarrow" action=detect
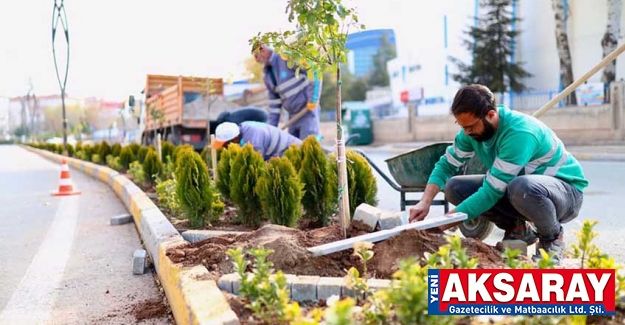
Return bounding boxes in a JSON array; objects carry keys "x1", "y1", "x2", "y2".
[{"x1": 352, "y1": 142, "x2": 494, "y2": 240}]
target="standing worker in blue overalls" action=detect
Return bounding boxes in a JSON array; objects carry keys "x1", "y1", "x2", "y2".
[{"x1": 252, "y1": 42, "x2": 322, "y2": 140}]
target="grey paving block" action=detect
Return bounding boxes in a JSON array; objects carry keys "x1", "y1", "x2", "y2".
[
  {"x1": 110, "y1": 213, "x2": 133, "y2": 226},
  {"x1": 501, "y1": 239, "x2": 528, "y2": 256},
  {"x1": 308, "y1": 213, "x2": 468, "y2": 257},
  {"x1": 366, "y1": 278, "x2": 391, "y2": 294},
  {"x1": 291, "y1": 275, "x2": 320, "y2": 302},
  {"x1": 351, "y1": 204, "x2": 382, "y2": 232},
  {"x1": 133, "y1": 249, "x2": 147, "y2": 275},
  {"x1": 218, "y1": 273, "x2": 241, "y2": 293},
  {"x1": 316, "y1": 277, "x2": 343, "y2": 300},
  {"x1": 378, "y1": 211, "x2": 406, "y2": 230}
]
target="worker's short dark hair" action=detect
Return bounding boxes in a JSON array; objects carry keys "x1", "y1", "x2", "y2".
[{"x1": 450, "y1": 84, "x2": 497, "y2": 118}]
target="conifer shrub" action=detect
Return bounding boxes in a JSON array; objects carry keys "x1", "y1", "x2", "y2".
[
  {"x1": 283, "y1": 144, "x2": 303, "y2": 170},
  {"x1": 111, "y1": 143, "x2": 122, "y2": 157},
  {"x1": 143, "y1": 149, "x2": 164, "y2": 185},
  {"x1": 256, "y1": 157, "x2": 304, "y2": 228},
  {"x1": 137, "y1": 146, "x2": 149, "y2": 164},
  {"x1": 174, "y1": 148, "x2": 214, "y2": 228},
  {"x1": 82, "y1": 144, "x2": 94, "y2": 161},
  {"x1": 56, "y1": 144, "x2": 63, "y2": 154},
  {"x1": 66, "y1": 144, "x2": 75, "y2": 157},
  {"x1": 215, "y1": 143, "x2": 242, "y2": 201},
  {"x1": 230, "y1": 143, "x2": 265, "y2": 227},
  {"x1": 98, "y1": 141, "x2": 111, "y2": 160},
  {"x1": 299, "y1": 136, "x2": 334, "y2": 226},
  {"x1": 128, "y1": 143, "x2": 141, "y2": 155},
  {"x1": 173, "y1": 144, "x2": 194, "y2": 164},
  {"x1": 200, "y1": 146, "x2": 210, "y2": 165},
  {"x1": 345, "y1": 150, "x2": 378, "y2": 216},
  {"x1": 75, "y1": 141, "x2": 83, "y2": 153},
  {"x1": 92, "y1": 143, "x2": 101, "y2": 158},
  {"x1": 328, "y1": 150, "x2": 380, "y2": 217},
  {"x1": 119, "y1": 145, "x2": 135, "y2": 170},
  {"x1": 161, "y1": 141, "x2": 175, "y2": 162}
]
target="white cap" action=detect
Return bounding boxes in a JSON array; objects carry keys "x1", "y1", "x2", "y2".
[{"x1": 213, "y1": 122, "x2": 240, "y2": 149}]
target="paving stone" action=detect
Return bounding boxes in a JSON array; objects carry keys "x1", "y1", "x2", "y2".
[
  {"x1": 132, "y1": 249, "x2": 147, "y2": 275},
  {"x1": 316, "y1": 277, "x2": 343, "y2": 300},
  {"x1": 378, "y1": 211, "x2": 406, "y2": 230},
  {"x1": 366, "y1": 278, "x2": 391, "y2": 293},
  {"x1": 291, "y1": 275, "x2": 320, "y2": 302},
  {"x1": 110, "y1": 213, "x2": 133, "y2": 226},
  {"x1": 218, "y1": 273, "x2": 241, "y2": 293},
  {"x1": 501, "y1": 239, "x2": 528, "y2": 256},
  {"x1": 351, "y1": 204, "x2": 382, "y2": 232}
]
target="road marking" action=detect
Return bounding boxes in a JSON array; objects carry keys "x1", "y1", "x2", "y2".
[{"x1": 0, "y1": 195, "x2": 80, "y2": 325}]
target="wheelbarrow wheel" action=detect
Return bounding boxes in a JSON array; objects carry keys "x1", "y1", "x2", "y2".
[{"x1": 458, "y1": 216, "x2": 494, "y2": 240}]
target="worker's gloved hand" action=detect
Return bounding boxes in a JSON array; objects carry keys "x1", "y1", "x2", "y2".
[
  {"x1": 409, "y1": 201, "x2": 430, "y2": 223},
  {"x1": 307, "y1": 102, "x2": 317, "y2": 111}
]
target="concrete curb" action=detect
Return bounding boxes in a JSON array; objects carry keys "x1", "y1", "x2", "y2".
[{"x1": 25, "y1": 146, "x2": 240, "y2": 325}]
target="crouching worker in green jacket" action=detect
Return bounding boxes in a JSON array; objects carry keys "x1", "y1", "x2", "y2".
[
  {"x1": 212, "y1": 121, "x2": 302, "y2": 161},
  {"x1": 409, "y1": 84, "x2": 588, "y2": 264}
]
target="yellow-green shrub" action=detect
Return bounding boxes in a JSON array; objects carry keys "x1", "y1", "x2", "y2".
[
  {"x1": 119, "y1": 145, "x2": 135, "y2": 170},
  {"x1": 230, "y1": 143, "x2": 265, "y2": 227},
  {"x1": 215, "y1": 144, "x2": 242, "y2": 201},
  {"x1": 256, "y1": 157, "x2": 304, "y2": 227},
  {"x1": 142, "y1": 149, "x2": 163, "y2": 185},
  {"x1": 299, "y1": 136, "x2": 334, "y2": 226},
  {"x1": 111, "y1": 143, "x2": 122, "y2": 157},
  {"x1": 174, "y1": 148, "x2": 214, "y2": 228}
]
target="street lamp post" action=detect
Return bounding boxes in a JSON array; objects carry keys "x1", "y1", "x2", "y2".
[{"x1": 52, "y1": 0, "x2": 69, "y2": 152}]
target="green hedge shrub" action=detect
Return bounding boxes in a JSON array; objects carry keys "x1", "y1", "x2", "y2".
[
  {"x1": 143, "y1": 149, "x2": 163, "y2": 185},
  {"x1": 256, "y1": 157, "x2": 304, "y2": 228},
  {"x1": 230, "y1": 143, "x2": 265, "y2": 227},
  {"x1": 299, "y1": 136, "x2": 334, "y2": 226},
  {"x1": 174, "y1": 148, "x2": 214, "y2": 228},
  {"x1": 215, "y1": 143, "x2": 242, "y2": 201}
]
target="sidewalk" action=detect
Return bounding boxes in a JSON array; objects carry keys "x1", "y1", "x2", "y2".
[{"x1": 352, "y1": 141, "x2": 625, "y2": 161}]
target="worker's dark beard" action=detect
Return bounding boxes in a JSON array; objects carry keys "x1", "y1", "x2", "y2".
[{"x1": 471, "y1": 119, "x2": 496, "y2": 142}]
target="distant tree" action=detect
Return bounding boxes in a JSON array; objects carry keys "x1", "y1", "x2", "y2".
[
  {"x1": 367, "y1": 31, "x2": 397, "y2": 87},
  {"x1": 449, "y1": 0, "x2": 532, "y2": 93},
  {"x1": 552, "y1": 0, "x2": 577, "y2": 105},
  {"x1": 601, "y1": 0, "x2": 622, "y2": 102}
]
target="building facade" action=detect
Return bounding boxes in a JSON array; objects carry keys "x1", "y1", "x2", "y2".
[{"x1": 346, "y1": 29, "x2": 397, "y2": 78}]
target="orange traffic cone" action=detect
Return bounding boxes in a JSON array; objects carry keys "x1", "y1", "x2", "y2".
[{"x1": 52, "y1": 158, "x2": 81, "y2": 196}]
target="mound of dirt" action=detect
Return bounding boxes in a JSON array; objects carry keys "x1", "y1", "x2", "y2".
[{"x1": 166, "y1": 224, "x2": 506, "y2": 280}]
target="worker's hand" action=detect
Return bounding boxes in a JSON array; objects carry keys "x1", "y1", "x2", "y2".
[
  {"x1": 306, "y1": 102, "x2": 317, "y2": 111},
  {"x1": 409, "y1": 201, "x2": 430, "y2": 223}
]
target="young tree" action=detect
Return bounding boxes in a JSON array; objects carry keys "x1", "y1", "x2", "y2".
[
  {"x1": 552, "y1": 0, "x2": 577, "y2": 105},
  {"x1": 368, "y1": 31, "x2": 397, "y2": 87},
  {"x1": 601, "y1": 0, "x2": 622, "y2": 102},
  {"x1": 449, "y1": 0, "x2": 532, "y2": 93},
  {"x1": 251, "y1": 0, "x2": 364, "y2": 238},
  {"x1": 243, "y1": 56, "x2": 265, "y2": 83}
]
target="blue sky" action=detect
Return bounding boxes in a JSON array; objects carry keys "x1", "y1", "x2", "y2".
[{"x1": 0, "y1": 0, "x2": 473, "y2": 100}]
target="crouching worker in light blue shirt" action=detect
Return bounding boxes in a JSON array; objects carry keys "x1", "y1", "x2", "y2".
[{"x1": 212, "y1": 121, "x2": 303, "y2": 161}]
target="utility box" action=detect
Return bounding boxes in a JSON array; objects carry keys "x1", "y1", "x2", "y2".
[{"x1": 343, "y1": 101, "x2": 373, "y2": 145}]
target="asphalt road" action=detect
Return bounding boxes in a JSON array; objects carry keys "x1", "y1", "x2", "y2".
[
  {"x1": 0, "y1": 145, "x2": 171, "y2": 325},
  {"x1": 362, "y1": 150, "x2": 625, "y2": 263}
]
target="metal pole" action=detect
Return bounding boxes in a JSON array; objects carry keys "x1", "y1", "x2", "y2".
[{"x1": 52, "y1": 0, "x2": 70, "y2": 152}]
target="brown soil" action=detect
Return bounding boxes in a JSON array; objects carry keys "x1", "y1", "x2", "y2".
[
  {"x1": 166, "y1": 223, "x2": 506, "y2": 281},
  {"x1": 130, "y1": 298, "x2": 170, "y2": 322}
]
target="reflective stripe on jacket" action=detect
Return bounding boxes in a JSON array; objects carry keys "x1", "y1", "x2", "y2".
[{"x1": 239, "y1": 121, "x2": 303, "y2": 160}]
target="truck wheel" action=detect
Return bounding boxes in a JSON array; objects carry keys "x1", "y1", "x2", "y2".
[{"x1": 458, "y1": 216, "x2": 494, "y2": 240}]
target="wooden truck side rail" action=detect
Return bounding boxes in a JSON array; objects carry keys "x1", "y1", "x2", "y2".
[{"x1": 143, "y1": 75, "x2": 224, "y2": 132}]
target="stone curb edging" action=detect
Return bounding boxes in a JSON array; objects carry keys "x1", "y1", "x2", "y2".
[
  {"x1": 218, "y1": 273, "x2": 391, "y2": 302},
  {"x1": 25, "y1": 146, "x2": 239, "y2": 325}
]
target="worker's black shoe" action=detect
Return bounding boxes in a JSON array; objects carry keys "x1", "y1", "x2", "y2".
[
  {"x1": 532, "y1": 227, "x2": 565, "y2": 265},
  {"x1": 502, "y1": 221, "x2": 538, "y2": 246}
]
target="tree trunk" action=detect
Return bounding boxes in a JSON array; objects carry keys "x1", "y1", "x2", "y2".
[
  {"x1": 552, "y1": 0, "x2": 577, "y2": 105},
  {"x1": 335, "y1": 65, "x2": 351, "y2": 239},
  {"x1": 602, "y1": 0, "x2": 622, "y2": 102}
]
